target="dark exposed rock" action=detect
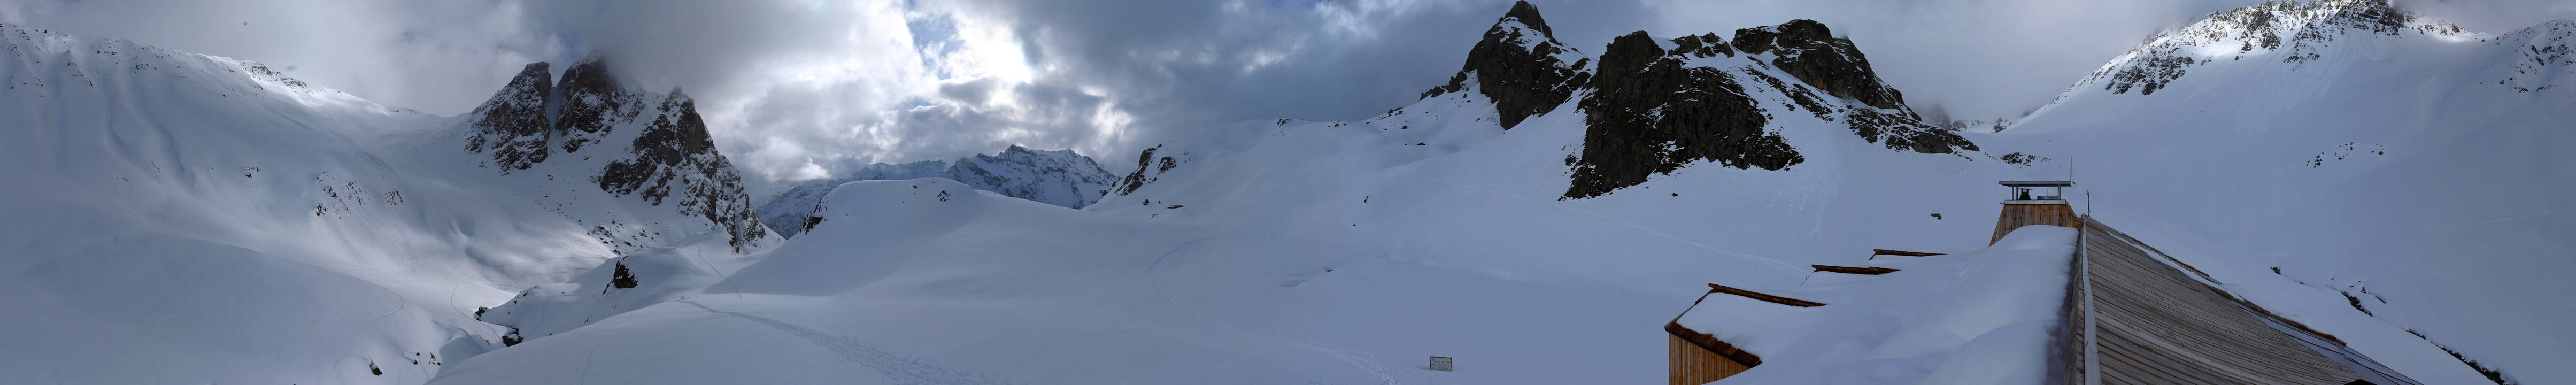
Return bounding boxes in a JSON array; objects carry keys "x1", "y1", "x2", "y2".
[
  {"x1": 1670, "y1": 33, "x2": 1734, "y2": 58},
  {"x1": 2104, "y1": 51, "x2": 2193, "y2": 95},
  {"x1": 457, "y1": 55, "x2": 777, "y2": 251},
  {"x1": 596, "y1": 89, "x2": 769, "y2": 251},
  {"x1": 1733, "y1": 20, "x2": 1912, "y2": 112},
  {"x1": 1998, "y1": 152, "x2": 2049, "y2": 165},
  {"x1": 463, "y1": 63, "x2": 553, "y2": 171},
  {"x1": 552, "y1": 56, "x2": 639, "y2": 154},
  {"x1": 609, "y1": 260, "x2": 638, "y2": 289},
  {"x1": 1500, "y1": 1, "x2": 1552, "y2": 36},
  {"x1": 1420, "y1": 1, "x2": 1590, "y2": 129},
  {"x1": 1846, "y1": 105, "x2": 1977, "y2": 154},
  {"x1": 1110, "y1": 145, "x2": 1170, "y2": 196},
  {"x1": 1731, "y1": 20, "x2": 1975, "y2": 154},
  {"x1": 1565, "y1": 32, "x2": 1801, "y2": 199}
]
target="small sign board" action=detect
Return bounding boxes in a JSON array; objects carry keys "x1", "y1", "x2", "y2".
[{"x1": 1428, "y1": 356, "x2": 1453, "y2": 372}]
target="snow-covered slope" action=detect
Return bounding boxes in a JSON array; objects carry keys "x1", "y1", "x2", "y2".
[
  {"x1": 14, "y1": 0, "x2": 2561, "y2": 382},
  {"x1": 430, "y1": 3, "x2": 2069, "y2": 383},
  {"x1": 754, "y1": 145, "x2": 1116, "y2": 237},
  {"x1": 0, "y1": 23, "x2": 773, "y2": 383},
  {"x1": 434, "y1": 2, "x2": 2563, "y2": 384},
  {"x1": 1991, "y1": 1, "x2": 2576, "y2": 383}
]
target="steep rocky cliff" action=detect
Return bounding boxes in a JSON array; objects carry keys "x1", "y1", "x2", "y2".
[
  {"x1": 458, "y1": 56, "x2": 770, "y2": 251},
  {"x1": 1418, "y1": 1, "x2": 1590, "y2": 129}
]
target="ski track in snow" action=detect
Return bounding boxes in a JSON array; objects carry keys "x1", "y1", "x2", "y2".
[
  {"x1": 674, "y1": 300, "x2": 1016, "y2": 385},
  {"x1": 1400, "y1": 170, "x2": 1806, "y2": 275}
]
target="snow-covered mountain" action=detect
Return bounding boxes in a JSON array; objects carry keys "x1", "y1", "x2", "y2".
[
  {"x1": 430, "y1": 3, "x2": 2073, "y2": 384},
  {"x1": 431, "y1": 2, "x2": 2569, "y2": 384},
  {"x1": 0, "y1": 22, "x2": 773, "y2": 383},
  {"x1": 753, "y1": 145, "x2": 1116, "y2": 237},
  {"x1": 461, "y1": 57, "x2": 774, "y2": 252},
  {"x1": 1985, "y1": 1, "x2": 2576, "y2": 383},
  {"x1": 9, "y1": 0, "x2": 2569, "y2": 383}
]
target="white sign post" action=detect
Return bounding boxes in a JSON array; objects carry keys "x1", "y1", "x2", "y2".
[{"x1": 1428, "y1": 356, "x2": 1453, "y2": 372}]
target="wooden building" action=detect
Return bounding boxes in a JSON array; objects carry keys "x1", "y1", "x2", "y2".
[
  {"x1": 1663, "y1": 284, "x2": 1821, "y2": 384},
  {"x1": 1668, "y1": 180, "x2": 2421, "y2": 384},
  {"x1": 1994, "y1": 180, "x2": 2080, "y2": 244}
]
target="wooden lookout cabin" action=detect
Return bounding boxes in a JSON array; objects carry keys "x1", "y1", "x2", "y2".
[
  {"x1": 1666, "y1": 180, "x2": 2423, "y2": 385},
  {"x1": 1994, "y1": 180, "x2": 2080, "y2": 244}
]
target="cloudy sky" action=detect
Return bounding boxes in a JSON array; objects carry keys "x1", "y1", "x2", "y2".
[{"x1": 5, "y1": 0, "x2": 2568, "y2": 191}]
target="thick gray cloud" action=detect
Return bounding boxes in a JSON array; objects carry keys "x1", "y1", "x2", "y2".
[{"x1": 6, "y1": 0, "x2": 2569, "y2": 194}]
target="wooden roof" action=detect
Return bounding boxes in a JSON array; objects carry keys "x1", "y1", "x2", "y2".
[
  {"x1": 1666, "y1": 284, "x2": 1827, "y2": 368},
  {"x1": 2068, "y1": 217, "x2": 2416, "y2": 384}
]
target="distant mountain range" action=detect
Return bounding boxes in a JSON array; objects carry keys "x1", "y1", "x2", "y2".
[{"x1": 753, "y1": 145, "x2": 1116, "y2": 237}]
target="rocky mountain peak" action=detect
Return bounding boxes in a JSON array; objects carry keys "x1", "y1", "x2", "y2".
[
  {"x1": 2077, "y1": 0, "x2": 2467, "y2": 96},
  {"x1": 1501, "y1": 1, "x2": 1553, "y2": 36},
  {"x1": 1562, "y1": 24, "x2": 1972, "y2": 199},
  {"x1": 1732, "y1": 19, "x2": 1911, "y2": 112},
  {"x1": 1565, "y1": 31, "x2": 1798, "y2": 199},
  {"x1": 465, "y1": 63, "x2": 555, "y2": 171},
  {"x1": 452, "y1": 55, "x2": 771, "y2": 252},
  {"x1": 553, "y1": 55, "x2": 641, "y2": 153},
  {"x1": 1419, "y1": 0, "x2": 1591, "y2": 129},
  {"x1": 597, "y1": 84, "x2": 767, "y2": 251}
]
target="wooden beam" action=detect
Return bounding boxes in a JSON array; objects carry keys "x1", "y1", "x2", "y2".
[
  {"x1": 1811, "y1": 265, "x2": 1901, "y2": 274},
  {"x1": 1871, "y1": 249, "x2": 1946, "y2": 257},
  {"x1": 1707, "y1": 283, "x2": 1827, "y2": 307}
]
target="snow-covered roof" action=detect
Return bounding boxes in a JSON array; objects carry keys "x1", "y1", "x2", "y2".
[{"x1": 1665, "y1": 226, "x2": 2081, "y2": 383}]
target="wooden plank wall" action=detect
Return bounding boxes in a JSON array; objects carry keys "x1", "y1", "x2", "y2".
[
  {"x1": 1993, "y1": 203, "x2": 2081, "y2": 244},
  {"x1": 2071, "y1": 218, "x2": 2362, "y2": 384},
  {"x1": 1670, "y1": 334, "x2": 1751, "y2": 385}
]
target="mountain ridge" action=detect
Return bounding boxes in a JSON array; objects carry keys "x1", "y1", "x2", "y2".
[
  {"x1": 0, "y1": 22, "x2": 780, "y2": 382},
  {"x1": 753, "y1": 145, "x2": 1116, "y2": 237},
  {"x1": 457, "y1": 55, "x2": 772, "y2": 252}
]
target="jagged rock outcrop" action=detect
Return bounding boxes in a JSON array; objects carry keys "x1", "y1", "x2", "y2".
[
  {"x1": 1564, "y1": 32, "x2": 1800, "y2": 199},
  {"x1": 1112, "y1": 144, "x2": 1177, "y2": 196},
  {"x1": 1560, "y1": 21, "x2": 1973, "y2": 199},
  {"x1": 463, "y1": 63, "x2": 553, "y2": 171},
  {"x1": 552, "y1": 57, "x2": 641, "y2": 153},
  {"x1": 1419, "y1": 1, "x2": 1590, "y2": 129},
  {"x1": 1732, "y1": 20, "x2": 1910, "y2": 112},
  {"x1": 597, "y1": 89, "x2": 768, "y2": 250},
  {"x1": 456, "y1": 55, "x2": 771, "y2": 251}
]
